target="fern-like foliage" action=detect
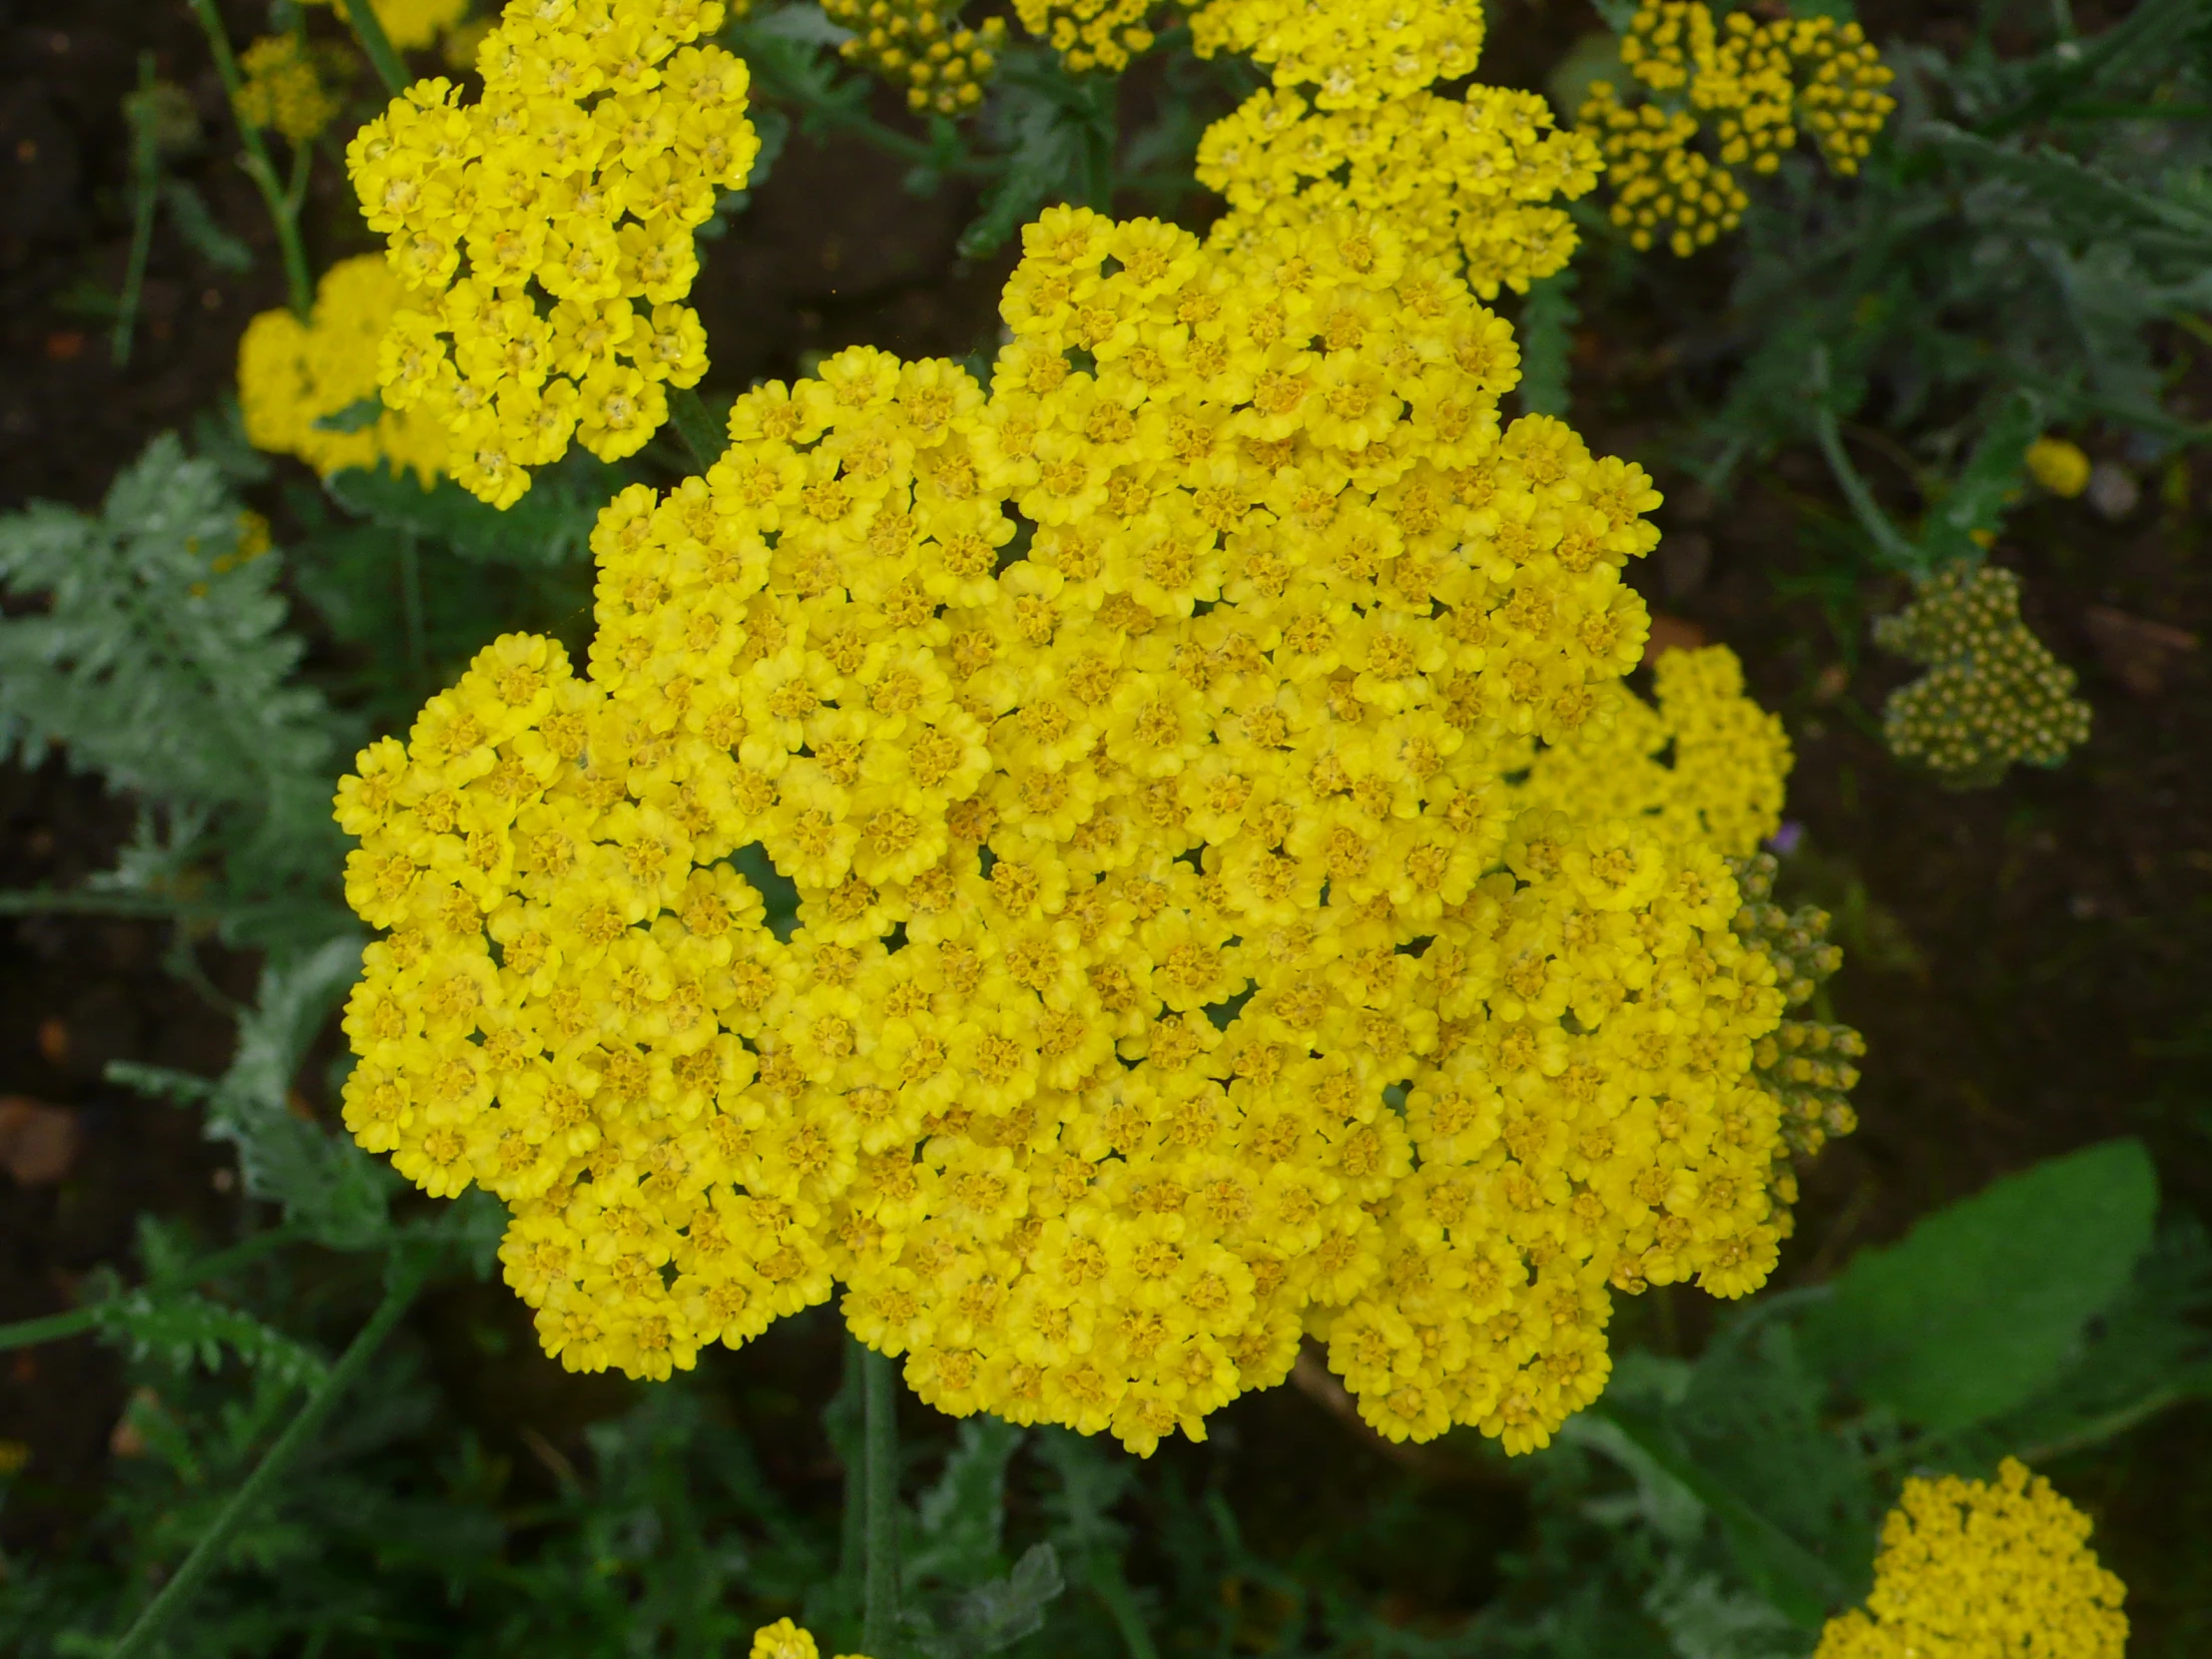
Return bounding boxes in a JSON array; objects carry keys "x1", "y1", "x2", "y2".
[{"x1": 0, "y1": 432, "x2": 342, "y2": 935}]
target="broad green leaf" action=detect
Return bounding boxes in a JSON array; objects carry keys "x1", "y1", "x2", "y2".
[{"x1": 1799, "y1": 1138, "x2": 2159, "y2": 1432}]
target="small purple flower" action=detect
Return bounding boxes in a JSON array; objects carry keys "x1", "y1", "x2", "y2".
[{"x1": 1767, "y1": 820, "x2": 1805, "y2": 856}]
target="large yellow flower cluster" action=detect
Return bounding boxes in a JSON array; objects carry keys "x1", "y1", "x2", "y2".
[
  {"x1": 332, "y1": 204, "x2": 1831, "y2": 1458},
  {"x1": 1580, "y1": 3, "x2": 1894, "y2": 257},
  {"x1": 236, "y1": 35, "x2": 341, "y2": 145},
  {"x1": 822, "y1": 0, "x2": 1006, "y2": 115},
  {"x1": 346, "y1": 0, "x2": 761, "y2": 507},
  {"x1": 239, "y1": 254, "x2": 451, "y2": 486},
  {"x1": 1191, "y1": 0, "x2": 1600, "y2": 299},
  {"x1": 1874, "y1": 562, "x2": 2091, "y2": 788},
  {"x1": 1816, "y1": 1459, "x2": 2128, "y2": 1659}
]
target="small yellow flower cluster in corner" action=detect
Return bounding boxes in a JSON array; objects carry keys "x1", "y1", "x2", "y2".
[
  {"x1": 1816, "y1": 1459, "x2": 2128, "y2": 1659},
  {"x1": 822, "y1": 0, "x2": 1006, "y2": 115},
  {"x1": 333, "y1": 204, "x2": 1837, "y2": 1459},
  {"x1": 2025, "y1": 435, "x2": 2092, "y2": 499},
  {"x1": 1191, "y1": 0, "x2": 1602, "y2": 301},
  {"x1": 1011, "y1": 0, "x2": 1157, "y2": 74},
  {"x1": 752, "y1": 1619, "x2": 867, "y2": 1659},
  {"x1": 310, "y1": 0, "x2": 473, "y2": 54},
  {"x1": 1874, "y1": 562, "x2": 2091, "y2": 788},
  {"x1": 240, "y1": 254, "x2": 451, "y2": 486},
  {"x1": 1579, "y1": 2, "x2": 1894, "y2": 257},
  {"x1": 346, "y1": 0, "x2": 761, "y2": 507},
  {"x1": 236, "y1": 35, "x2": 343, "y2": 145}
]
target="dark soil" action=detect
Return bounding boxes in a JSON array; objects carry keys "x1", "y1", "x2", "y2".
[{"x1": 2, "y1": 0, "x2": 2208, "y2": 1647}]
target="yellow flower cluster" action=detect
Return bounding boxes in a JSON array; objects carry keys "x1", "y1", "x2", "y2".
[
  {"x1": 1727, "y1": 852, "x2": 1861, "y2": 1169},
  {"x1": 822, "y1": 0, "x2": 1006, "y2": 115},
  {"x1": 1190, "y1": 0, "x2": 1600, "y2": 300},
  {"x1": 346, "y1": 0, "x2": 761, "y2": 507},
  {"x1": 239, "y1": 254, "x2": 451, "y2": 486},
  {"x1": 1874, "y1": 563, "x2": 2091, "y2": 788},
  {"x1": 236, "y1": 35, "x2": 342, "y2": 144},
  {"x1": 2025, "y1": 435, "x2": 2091, "y2": 499},
  {"x1": 1012, "y1": 0, "x2": 1155, "y2": 74},
  {"x1": 1579, "y1": 3, "x2": 1894, "y2": 257},
  {"x1": 1816, "y1": 1459, "x2": 2128, "y2": 1659},
  {"x1": 752, "y1": 1619, "x2": 866, "y2": 1659},
  {"x1": 332, "y1": 205, "x2": 1834, "y2": 1459},
  {"x1": 313, "y1": 0, "x2": 473, "y2": 53}
]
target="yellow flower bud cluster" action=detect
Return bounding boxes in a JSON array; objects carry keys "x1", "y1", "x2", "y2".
[
  {"x1": 312, "y1": 0, "x2": 473, "y2": 54},
  {"x1": 345, "y1": 0, "x2": 761, "y2": 508},
  {"x1": 1874, "y1": 563, "x2": 2091, "y2": 788},
  {"x1": 2025, "y1": 435, "x2": 2091, "y2": 499},
  {"x1": 236, "y1": 35, "x2": 342, "y2": 145},
  {"x1": 239, "y1": 254, "x2": 452, "y2": 486},
  {"x1": 822, "y1": 0, "x2": 1006, "y2": 115},
  {"x1": 1816, "y1": 1459, "x2": 2128, "y2": 1659},
  {"x1": 1011, "y1": 0, "x2": 1155, "y2": 74},
  {"x1": 1190, "y1": 0, "x2": 1600, "y2": 300},
  {"x1": 1728, "y1": 852, "x2": 1861, "y2": 1175},
  {"x1": 752, "y1": 1619, "x2": 867, "y2": 1659},
  {"x1": 1579, "y1": 3, "x2": 1894, "y2": 258},
  {"x1": 331, "y1": 205, "x2": 1836, "y2": 1460}
]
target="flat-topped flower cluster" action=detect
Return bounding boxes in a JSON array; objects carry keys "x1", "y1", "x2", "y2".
[
  {"x1": 334, "y1": 205, "x2": 1824, "y2": 1456},
  {"x1": 346, "y1": 0, "x2": 761, "y2": 506}
]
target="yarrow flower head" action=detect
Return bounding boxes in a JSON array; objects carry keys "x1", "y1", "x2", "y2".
[
  {"x1": 750, "y1": 1619, "x2": 867, "y2": 1659},
  {"x1": 1190, "y1": 0, "x2": 1600, "y2": 299},
  {"x1": 822, "y1": 0, "x2": 1006, "y2": 115},
  {"x1": 235, "y1": 35, "x2": 342, "y2": 144},
  {"x1": 1816, "y1": 1459, "x2": 2128, "y2": 1659},
  {"x1": 1874, "y1": 562, "x2": 2091, "y2": 788},
  {"x1": 1579, "y1": 2, "x2": 1894, "y2": 257},
  {"x1": 346, "y1": 0, "x2": 761, "y2": 506},
  {"x1": 239, "y1": 254, "x2": 452, "y2": 486},
  {"x1": 1012, "y1": 0, "x2": 1158, "y2": 74},
  {"x1": 332, "y1": 206, "x2": 1842, "y2": 1458}
]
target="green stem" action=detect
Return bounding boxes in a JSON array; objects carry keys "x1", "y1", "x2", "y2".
[
  {"x1": 1090, "y1": 1564, "x2": 1158, "y2": 1659},
  {"x1": 667, "y1": 385, "x2": 723, "y2": 471},
  {"x1": 113, "y1": 53, "x2": 162, "y2": 368},
  {"x1": 342, "y1": 0, "x2": 411, "y2": 98},
  {"x1": 0, "y1": 1227, "x2": 302, "y2": 1355},
  {"x1": 185, "y1": 0, "x2": 313, "y2": 316},
  {"x1": 1805, "y1": 351, "x2": 1928, "y2": 577},
  {"x1": 838, "y1": 1339, "x2": 867, "y2": 1590},
  {"x1": 1079, "y1": 77, "x2": 1117, "y2": 214},
  {"x1": 398, "y1": 528, "x2": 427, "y2": 689},
  {"x1": 860, "y1": 1345, "x2": 900, "y2": 1658},
  {"x1": 104, "y1": 1261, "x2": 424, "y2": 1659},
  {"x1": 0, "y1": 887, "x2": 207, "y2": 919}
]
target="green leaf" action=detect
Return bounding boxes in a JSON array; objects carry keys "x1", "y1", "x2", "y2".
[
  {"x1": 1913, "y1": 387, "x2": 2040, "y2": 567},
  {"x1": 311, "y1": 396, "x2": 385, "y2": 435},
  {"x1": 1517, "y1": 267, "x2": 1580, "y2": 419},
  {"x1": 917, "y1": 1543, "x2": 1065, "y2": 1659},
  {"x1": 1799, "y1": 1138, "x2": 2159, "y2": 1432},
  {"x1": 325, "y1": 458, "x2": 603, "y2": 567},
  {"x1": 161, "y1": 179, "x2": 253, "y2": 274},
  {"x1": 93, "y1": 1288, "x2": 327, "y2": 1388},
  {"x1": 904, "y1": 1417, "x2": 1024, "y2": 1588}
]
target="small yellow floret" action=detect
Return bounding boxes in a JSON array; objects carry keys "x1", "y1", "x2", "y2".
[
  {"x1": 2024, "y1": 435, "x2": 2091, "y2": 498},
  {"x1": 235, "y1": 35, "x2": 340, "y2": 144}
]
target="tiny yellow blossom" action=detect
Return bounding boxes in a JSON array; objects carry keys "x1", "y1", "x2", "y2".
[
  {"x1": 750, "y1": 1619, "x2": 870, "y2": 1659},
  {"x1": 2025, "y1": 435, "x2": 2092, "y2": 498},
  {"x1": 1816, "y1": 1459, "x2": 2128, "y2": 1659},
  {"x1": 239, "y1": 254, "x2": 450, "y2": 485},
  {"x1": 309, "y1": 0, "x2": 471, "y2": 53},
  {"x1": 333, "y1": 207, "x2": 1844, "y2": 1459}
]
